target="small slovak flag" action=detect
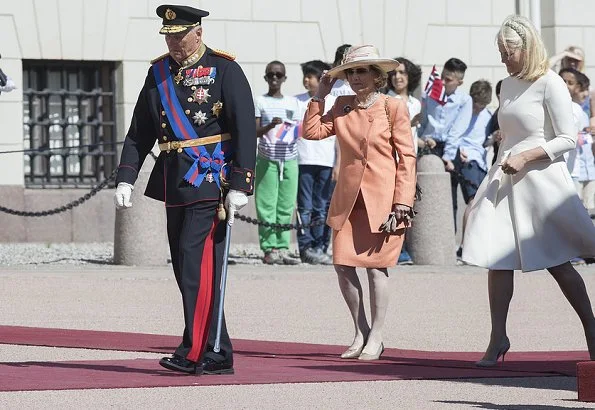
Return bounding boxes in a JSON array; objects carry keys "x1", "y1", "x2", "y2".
[{"x1": 424, "y1": 65, "x2": 448, "y2": 105}]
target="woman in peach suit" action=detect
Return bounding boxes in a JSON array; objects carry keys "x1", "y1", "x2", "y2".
[{"x1": 303, "y1": 45, "x2": 417, "y2": 360}]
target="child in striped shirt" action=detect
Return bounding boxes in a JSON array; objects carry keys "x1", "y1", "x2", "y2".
[{"x1": 254, "y1": 60, "x2": 301, "y2": 265}]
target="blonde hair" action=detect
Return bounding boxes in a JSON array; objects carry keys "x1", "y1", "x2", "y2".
[{"x1": 497, "y1": 15, "x2": 549, "y2": 82}]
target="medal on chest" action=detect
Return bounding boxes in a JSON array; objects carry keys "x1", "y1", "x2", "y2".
[
  {"x1": 174, "y1": 71, "x2": 184, "y2": 84},
  {"x1": 192, "y1": 110, "x2": 207, "y2": 125},
  {"x1": 212, "y1": 100, "x2": 223, "y2": 117},
  {"x1": 192, "y1": 86, "x2": 211, "y2": 104}
]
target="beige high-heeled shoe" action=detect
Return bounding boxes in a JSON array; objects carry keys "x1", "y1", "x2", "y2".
[
  {"x1": 475, "y1": 338, "x2": 511, "y2": 368},
  {"x1": 341, "y1": 345, "x2": 365, "y2": 359},
  {"x1": 358, "y1": 343, "x2": 384, "y2": 361}
]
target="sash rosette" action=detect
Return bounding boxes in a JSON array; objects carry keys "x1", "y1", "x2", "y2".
[{"x1": 184, "y1": 143, "x2": 225, "y2": 189}]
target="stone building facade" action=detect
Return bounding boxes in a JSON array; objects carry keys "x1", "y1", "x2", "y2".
[{"x1": 0, "y1": 0, "x2": 592, "y2": 242}]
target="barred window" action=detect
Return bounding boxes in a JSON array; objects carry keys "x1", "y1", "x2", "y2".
[{"x1": 22, "y1": 60, "x2": 117, "y2": 188}]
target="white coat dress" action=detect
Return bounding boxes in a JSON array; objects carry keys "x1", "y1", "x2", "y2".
[{"x1": 462, "y1": 70, "x2": 595, "y2": 272}]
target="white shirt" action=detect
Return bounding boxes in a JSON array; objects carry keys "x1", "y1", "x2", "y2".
[
  {"x1": 330, "y1": 79, "x2": 355, "y2": 97},
  {"x1": 295, "y1": 92, "x2": 337, "y2": 167},
  {"x1": 418, "y1": 88, "x2": 473, "y2": 161},
  {"x1": 388, "y1": 90, "x2": 421, "y2": 152},
  {"x1": 458, "y1": 108, "x2": 492, "y2": 171},
  {"x1": 569, "y1": 102, "x2": 594, "y2": 181},
  {"x1": 0, "y1": 75, "x2": 16, "y2": 93},
  {"x1": 254, "y1": 94, "x2": 301, "y2": 161}
]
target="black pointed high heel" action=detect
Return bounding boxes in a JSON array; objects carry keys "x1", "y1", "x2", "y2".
[{"x1": 475, "y1": 338, "x2": 511, "y2": 368}]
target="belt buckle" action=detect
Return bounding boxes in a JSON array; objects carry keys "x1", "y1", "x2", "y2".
[
  {"x1": 165, "y1": 141, "x2": 173, "y2": 153},
  {"x1": 167, "y1": 141, "x2": 183, "y2": 154},
  {"x1": 165, "y1": 141, "x2": 182, "y2": 153}
]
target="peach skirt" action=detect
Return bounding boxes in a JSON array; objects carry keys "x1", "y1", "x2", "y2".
[{"x1": 332, "y1": 193, "x2": 405, "y2": 268}]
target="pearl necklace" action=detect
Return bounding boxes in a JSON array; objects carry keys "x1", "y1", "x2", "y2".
[{"x1": 355, "y1": 92, "x2": 380, "y2": 109}]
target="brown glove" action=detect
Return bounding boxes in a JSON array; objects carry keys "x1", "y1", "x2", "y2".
[
  {"x1": 379, "y1": 209, "x2": 417, "y2": 233},
  {"x1": 379, "y1": 212, "x2": 398, "y2": 233}
]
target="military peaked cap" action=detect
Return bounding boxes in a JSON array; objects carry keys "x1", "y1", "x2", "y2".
[{"x1": 156, "y1": 5, "x2": 209, "y2": 35}]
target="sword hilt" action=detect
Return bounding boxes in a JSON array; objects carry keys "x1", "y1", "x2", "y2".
[{"x1": 217, "y1": 202, "x2": 226, "y2": 221}]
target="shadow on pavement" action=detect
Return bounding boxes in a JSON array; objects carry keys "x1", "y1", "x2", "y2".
[{"x1": 434, "y1": 400, "x2": 585, "y2": 410}]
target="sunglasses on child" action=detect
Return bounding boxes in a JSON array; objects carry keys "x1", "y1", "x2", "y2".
[
  {"x1": 265, "y1": 72, "x2": 285, "y2": 79},
  {"x1": 344, "y1": 67, "x2": 370, "y2": 76}
]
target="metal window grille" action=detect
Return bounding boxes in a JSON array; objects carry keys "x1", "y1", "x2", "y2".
[{"x1": 22, "y1": 60, "x2": 117, "y2": 188}]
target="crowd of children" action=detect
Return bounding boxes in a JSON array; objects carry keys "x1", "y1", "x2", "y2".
[{"x1": 253, "y1": 44, "x2": 595, "y2": 265}]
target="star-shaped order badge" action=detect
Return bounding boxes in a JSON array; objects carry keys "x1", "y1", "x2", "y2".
[
  {"x1": 192, "y1": 110, "x2": 208, "y2": 125},
  {"x1": 192, "y1": 87, "x2": 210, "y2": 104},
  {"x1": 212, "y1": 100, "x2": 223, "y2": 117}
]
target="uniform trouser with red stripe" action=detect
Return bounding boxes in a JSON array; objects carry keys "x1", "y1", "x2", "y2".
[{"x1": 166, "y1": 200, "x2": 233, "y2": 364}]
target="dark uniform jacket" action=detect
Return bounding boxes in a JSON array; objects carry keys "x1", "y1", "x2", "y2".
[{"x1": 116, "y1": 45, "x2": 256, "y2": 206}]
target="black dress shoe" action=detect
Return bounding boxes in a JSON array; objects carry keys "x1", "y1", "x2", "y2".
[
  {"x1": 200, "y1": 356, "x2": 234, "y2": 375},
  {"x1": 159, "y1": 354, "x2": 201, "y2": 374}
]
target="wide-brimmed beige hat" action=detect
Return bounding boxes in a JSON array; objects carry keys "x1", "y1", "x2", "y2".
[
  {"x1": 327, "y1": 45, "x2": 400, "y2": 79},
  {"x1": 564, "y1": 46, "x2": 584, "y2": 62}
]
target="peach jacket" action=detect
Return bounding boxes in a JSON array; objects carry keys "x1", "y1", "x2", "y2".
[{"x1": 302, "y1": 95, "x2": 417, "y2": 232}]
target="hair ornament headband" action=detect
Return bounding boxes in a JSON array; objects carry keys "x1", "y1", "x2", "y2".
[{"x1": 504, "y1": 20, "x2": 527, "y2": 46}]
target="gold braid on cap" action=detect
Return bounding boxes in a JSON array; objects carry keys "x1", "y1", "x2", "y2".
[{"x1": 504, "y1": 20, "x2": 527, "y2": 47}]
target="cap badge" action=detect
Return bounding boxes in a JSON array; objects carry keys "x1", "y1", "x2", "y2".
[{"x1": 165, "y1": 8, "x2": 176, "y2": 20}]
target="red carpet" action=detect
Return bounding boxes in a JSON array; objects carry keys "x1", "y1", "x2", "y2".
[
  {"x1": 0, "y1": 325, "x2": 178, "y2": 354},
  {"x1": 0, "y1": 326, "x2": 587, "y2": 391}
]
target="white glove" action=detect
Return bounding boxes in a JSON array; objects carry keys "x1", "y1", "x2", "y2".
[
  {"x1": 224, "y1": 189, "x2": 248, "y2": 225},
  {"x1": 114, "y1": 182, "x2": 134, "y2": 209}
]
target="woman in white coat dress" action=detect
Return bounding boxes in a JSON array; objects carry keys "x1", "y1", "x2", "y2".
[{"x1": 462, "y1": 15, "x2": 595, "y2": 366}]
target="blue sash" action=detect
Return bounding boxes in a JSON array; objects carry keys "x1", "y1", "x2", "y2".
[{"x1": 153, "y1": 57, "x2": 226, "y2": 188}]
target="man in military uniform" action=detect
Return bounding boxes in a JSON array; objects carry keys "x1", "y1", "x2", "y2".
[{"x1": 114, "y1": 4, "x2": 256, "y2": 375}]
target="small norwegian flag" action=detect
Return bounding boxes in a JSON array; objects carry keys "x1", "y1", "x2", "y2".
[
  {"x1": 578, "y1": 131, "x2": 589, "y2": 147},
  {"x1": 424, "y1": 65, "x2": 448, "y2": 105}
]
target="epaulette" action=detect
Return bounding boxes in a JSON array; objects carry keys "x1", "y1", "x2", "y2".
[
  {"x1": 150, "y1": 52, "x2": 170, "y2": 64},
  {"x1": 211, "y1": 48, "x2": 236, "y2": 61}
]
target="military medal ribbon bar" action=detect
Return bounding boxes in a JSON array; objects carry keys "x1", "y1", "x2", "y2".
[{"x1": 184, "y1": 67, "x2": 217, "y2": 86}]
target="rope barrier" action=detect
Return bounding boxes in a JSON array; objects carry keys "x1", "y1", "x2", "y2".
[
  {"x1": 0, "y1": 169, "x2": 117, "y2": 217},
  {"x1": 0, "y1": 150, "x2": 327, "y2": 231}
]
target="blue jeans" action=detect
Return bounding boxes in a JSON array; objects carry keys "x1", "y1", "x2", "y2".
[
  {"x1": 297, "y1": 165, "x2": 333, "y2": 253},
  {"x1": 322, "y1": 179, "x2": 336, "y2": 252},
  {"x1": 451, "y1": 149, "x2": 487, "y2": 231}
]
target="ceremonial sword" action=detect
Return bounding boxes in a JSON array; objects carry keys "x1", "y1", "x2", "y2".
[{"x1": 214, "y1": 204, "x2": 233, "y2": 353}]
